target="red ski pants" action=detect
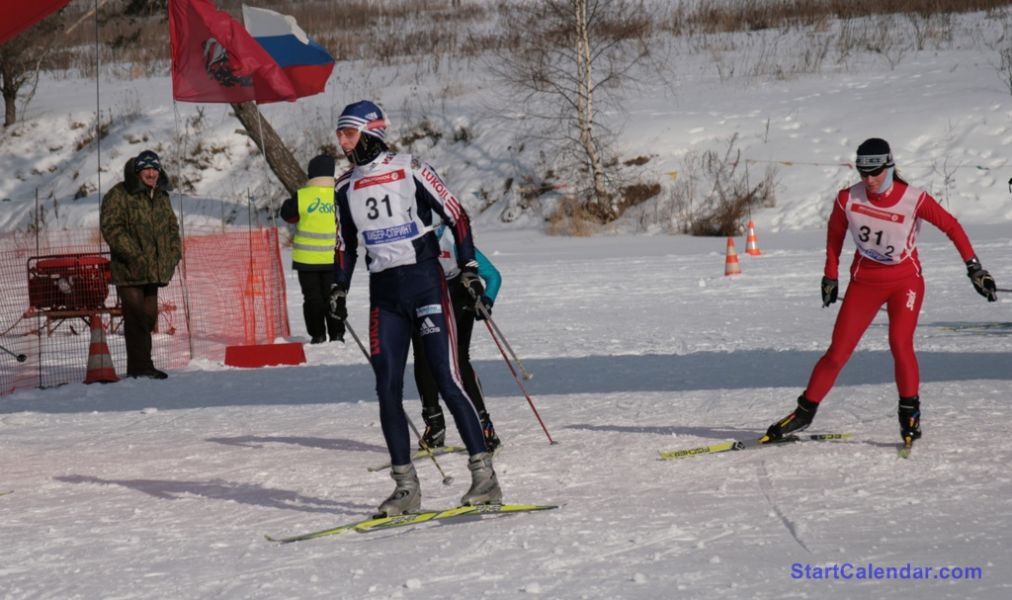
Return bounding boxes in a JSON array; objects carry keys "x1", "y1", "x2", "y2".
[{"x1": 805, "y1": 274, "x2": 925, "y2": 402}]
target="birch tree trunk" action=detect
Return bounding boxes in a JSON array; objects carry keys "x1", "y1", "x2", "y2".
[{"x1": 573, "y1": 0, "x2": 613, "y2": 220}]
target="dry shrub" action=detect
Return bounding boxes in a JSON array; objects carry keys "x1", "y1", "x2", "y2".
[
  {"x1": 42, "y1": 0, "x2": 1011, "y2": 78},
  {"x1": 624, "y1": 155, "x2": 651, "y2": 166},
  {"x1": 667, "y1": 134, "x2": 777, "y2": 237},
  {"x1": 664, "y1": 0, "x2": 1010, "y2": 36},
  {"x1": 546, "y1": 196, "x2": 597, "y2": 237},
  {"x1": 48, "y1": 0, "x2": 502, "y2": 75},
  {"x1": 617, "y1": 181, "x2": 661, "y2": 214},
  {"x1": 398, "y1": 120, "x2": 443, "y2": 150},
  {"x1": 74, "y1": 117, "x2": 110, "y2": 151}
]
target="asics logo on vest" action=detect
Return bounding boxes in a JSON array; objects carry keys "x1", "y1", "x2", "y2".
[
  {"x1": 307, "y1": 198, "x2": 335, "y2": 214},
  {"x1": 354, "y1": 169, "x2": 406, "y2": 190}
]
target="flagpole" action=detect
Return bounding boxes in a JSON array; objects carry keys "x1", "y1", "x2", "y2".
[{"x1": 93, "y1": 0, "x2": 102, "y2": 243}]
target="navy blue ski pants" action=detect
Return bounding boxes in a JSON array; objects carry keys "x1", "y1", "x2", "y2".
[{"x1": 368, "y1": 259, "x2": 486, "y2": 465}]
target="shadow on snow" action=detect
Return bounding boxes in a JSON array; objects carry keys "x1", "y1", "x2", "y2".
[
  {"x1": 3, "y1": 349, "x2": 1008, "y2": 414},
  {"x1": 54, "y1": 474, "x2": 374, "y2": 514}
]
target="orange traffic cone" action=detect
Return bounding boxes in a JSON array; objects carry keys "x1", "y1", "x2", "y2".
[
  {"x1": 745, "y1": 220, "x2": 762, "y2": 256},
  {"x1": 84, "y1": 314, "x2": 119, "y2": 384},
  {"x1": 724, "y1": 237, "x2": 742, "y2": 276}
]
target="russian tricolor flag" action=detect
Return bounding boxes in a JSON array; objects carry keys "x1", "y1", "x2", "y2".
[{"x1": 241, "y1": 5, "x2": 335, "y2": 99}]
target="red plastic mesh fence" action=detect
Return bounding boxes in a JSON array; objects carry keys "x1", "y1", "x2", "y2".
[
  {"x1": 0, "y1": 226, "x2": 289, "y2": 395},
  {"x1": 181, "y1": 225, "x2": 290, "y2": 361}
]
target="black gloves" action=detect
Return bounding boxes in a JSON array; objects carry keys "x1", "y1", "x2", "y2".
[
  {"x1": 475, "y1": 296, "x2": 493, "y2": 321},
  {"x1": 966, "y1": 257, "x2": 997, "y2": 302},
  {"x1": 821, "y1": 277, "x2": 838, "y2": 307},
  {"x1": 328, "y1": 285, "x2": 348, "y2": 321},
  {"x1": 460, "y1": 266, "x2": 485, "y2": 308}
]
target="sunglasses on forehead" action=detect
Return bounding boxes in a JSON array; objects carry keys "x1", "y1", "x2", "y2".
[{"x1": 855, "y1": 153, "x2": 890, "y2": 175}]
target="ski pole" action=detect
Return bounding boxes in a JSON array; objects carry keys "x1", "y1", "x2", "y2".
[
  {"x1": 0, "y1": 343, "x2": 27, "y2": 363},
  {"x1": 403, "y1": 410, "x2": 453, "y2": 485},
  {"x1": 996, "y1": 288, "x2": 1011, "y2": 293},
  {"x1": 476, "y1": 302, "x2": 533, "y2": 380},
  {"x1": 344, "y1": 321, "x2": 453, "y2": 485},
  {"x1": 481, "y1": 317, "x2": 557, "y2": 445}
]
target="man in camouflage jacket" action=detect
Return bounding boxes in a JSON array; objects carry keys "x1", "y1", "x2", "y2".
[{"x1": 99, "y1": 150, "x2": 181, "y2": 379}]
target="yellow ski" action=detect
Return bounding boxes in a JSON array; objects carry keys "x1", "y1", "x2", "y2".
[{"x1": 659, "y1": 433, "x2": 853, "y2": 460}]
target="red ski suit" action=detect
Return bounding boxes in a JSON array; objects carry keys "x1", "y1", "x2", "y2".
[{"x1": 804, "y1": 180, "x2": 975, "y2": 402}]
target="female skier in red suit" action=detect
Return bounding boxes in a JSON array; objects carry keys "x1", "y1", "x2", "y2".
[{"x1": 765, "y1": 138, "x2": 998, "y2": 448}]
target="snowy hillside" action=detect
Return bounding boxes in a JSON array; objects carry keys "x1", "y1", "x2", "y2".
[{"x1": 2, "y1": 9, "x2": 1012, "y2": 233}]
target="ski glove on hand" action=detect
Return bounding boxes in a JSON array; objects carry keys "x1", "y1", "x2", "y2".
[
  {"x1": 966, "y1": 257, "x2": 997, "y2": 302},
  {"x1": 821, "y1": 277, "x2": 839, "y2": 307},
  {"x1": 328, "y1": 285, "x2": 348, "y2": 321},
  {"x1": 475, "y1": 297, "x2": 494, "y2": 321},
  {"x1": 460, "y1": 266, "x2": 485, "y2": 309}
]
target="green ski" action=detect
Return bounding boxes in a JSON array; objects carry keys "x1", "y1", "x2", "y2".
[
  {"x1": 266, "y1": 503, "x2": 558, "y2": 544},
  {"x1": 659, "y1": 433, "x2": 853, "y2": 460},
  {"x1": 898, "y1": 435, "x2": 915, "y2": 459},
  {"x1": 367, "y1": 445, "x2": 466, "y2": 472}
]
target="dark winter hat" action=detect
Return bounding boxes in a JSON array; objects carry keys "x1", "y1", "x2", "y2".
[
  {"x1": 336, "y1": 100, "x2": 389, "y2": 141},
  {"x1": 134, "y1": 150, "x2": 162, "y2": 172},
  {"x1": 855, "y1": 138, "x2": 894, "y2": 174},
  {"x1": 307, "y1": 154, "x2": 335, "y2": 179}
]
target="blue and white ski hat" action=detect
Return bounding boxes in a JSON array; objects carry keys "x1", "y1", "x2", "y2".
[{"x1": 336, "y1": 100, "x2": 389, "y2": 141}]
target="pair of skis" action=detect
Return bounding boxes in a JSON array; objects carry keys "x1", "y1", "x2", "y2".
[
  {"x1": 658, "y1": 432, "x2": 853, "y2": 460},
  {"x1": 266, "y1": 503, "x2": 558, "y2": 544},
  {"x1": 660, "y1": 431, "x2": 918, "y2": 460}
]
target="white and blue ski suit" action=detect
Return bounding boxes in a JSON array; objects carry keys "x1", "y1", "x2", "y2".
[{"x1": 334, "y1": 151, "x2": 486, "y2": 465}]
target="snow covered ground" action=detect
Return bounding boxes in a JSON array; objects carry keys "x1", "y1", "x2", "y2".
[
  {"x1": 2, "y1": 6, "x2": 1012, "y2": 599},
  {"x1": 2, "y1": 226, "x2": 1010, "y2": 599}
]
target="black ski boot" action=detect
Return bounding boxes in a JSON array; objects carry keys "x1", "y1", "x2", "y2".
[
  {"x1": 765, "y1": 395, "x2": 819, "y2": 441},
  {"x1": 480, "y1": 411, "x2": 501, "y2": 453},
  {"x1": 898, "y1": 396, "x2": 921, "y2": 442},
  {"x1": 419, "y1": 406, "x2": 446, "y2": 450}
]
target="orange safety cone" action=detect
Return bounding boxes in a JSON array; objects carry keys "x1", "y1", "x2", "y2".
[
  {"x1": 724, "y1": 237, "x2": 742, "y2": 276},
  {"x1": 745, "y1": 220, "x2": 762, "y2": 256},
  {"x1": 84, "y1": 314, "x2": 119, "y2": 384}
]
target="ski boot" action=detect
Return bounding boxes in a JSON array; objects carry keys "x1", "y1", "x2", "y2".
[
  {"x1": 460, "y1": 452, "x2": 503, "y2": 506},
  {"x1": 765, "y1": 395, "x2": 819, "y2": 442},
  {"x1": 376, "y1": 463, "x2": 421, "y2": 517},
  {"x1": 419, "y1": 405, "x2": 446, "y2": 450},
  {"x1": 480, "y1": 411, "x2": 502, "y2": 453},
  {"x1": 898, "y1": 395, "x2": 921, "y2": 443}
]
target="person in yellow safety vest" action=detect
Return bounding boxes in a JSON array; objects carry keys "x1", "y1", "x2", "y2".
[{"x1": 279, "y1": 154, "x2": 345, "y2": 344}]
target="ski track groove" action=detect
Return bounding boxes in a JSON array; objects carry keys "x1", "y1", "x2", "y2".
[{"x1": 754, "y1": 459, "x2": 812, "y2": 554}]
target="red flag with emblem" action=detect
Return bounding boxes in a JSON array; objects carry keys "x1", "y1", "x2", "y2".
[
  {"x1": 0, "y1": 1, "x2": 72, "y2": 45},
  {"x1": 168, "y1": 0, "x2": 296, "y2": 103}
]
